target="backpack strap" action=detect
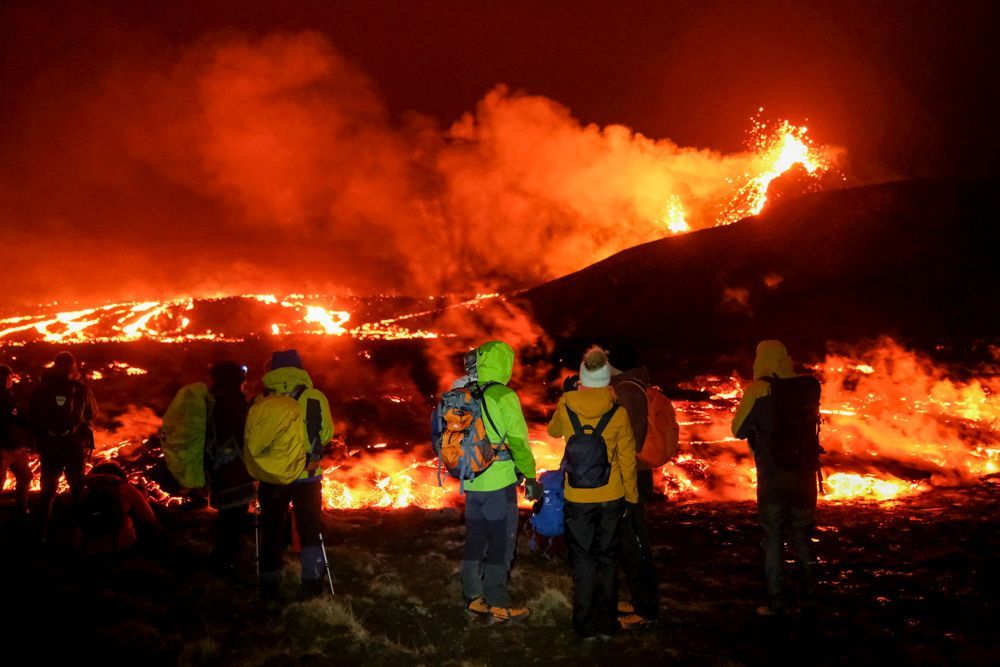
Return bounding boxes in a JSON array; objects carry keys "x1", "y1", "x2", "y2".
[
  {"x1": 566, "y1": 403, "x2": 619, "y2": 437},
  {"x1": 473, "y1": 382, "x2": 508, "y2": 449},
  {"x1": 593, "y1": 404, "x2": 619, "y2": 437}
]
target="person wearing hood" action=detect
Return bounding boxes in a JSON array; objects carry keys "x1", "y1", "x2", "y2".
[
  {"x1": 461, "y1": 341, "x2": 539, "y2": 623},
  {"x1": 608, "y1": 345, "x2": 659, "y2": 630},
  {"x1": 0, "y1": 364, "x2": 32, "y2": 516},
  {"x1": 206, "y1": 361, "x2": 256, "y2": 575},
  {"x1": 731, "y1": 340, "x2": 820, "y2": 616},
  {"x1": 29, "y1": 351, "x2": 98, "y2": 532},
  {"x1": 548, "y1": 346, "x2": 638, "y2": 639},
  {"x1": 251, "y1": 350, "x2": 334, "y2": 605}
]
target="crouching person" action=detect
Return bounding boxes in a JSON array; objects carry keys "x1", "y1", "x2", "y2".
[
  {"x1": 454, "y1": 341, "x2": 540, "y2": 622},
  {"x1": 548, "y1": 346, "x2": 638, "y2": 640},
  {"x1": 244, "y1": 350, "x2": 333, "y2": 607},
  {"x1": 74, "y1": 460, "x2": 160, "y2": 555}
]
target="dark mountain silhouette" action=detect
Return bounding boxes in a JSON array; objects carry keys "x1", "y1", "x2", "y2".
[{"x1": 517, "y1": 180, "x2": 1000, "y2": 379}]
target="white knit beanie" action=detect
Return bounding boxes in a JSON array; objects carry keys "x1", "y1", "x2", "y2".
[{"x1": 579, "y1": 346, "x2": 611, "y2": 388}]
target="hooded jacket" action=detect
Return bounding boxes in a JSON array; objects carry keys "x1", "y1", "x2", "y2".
[
  {"x1": 463, "y1": 341, "x2": 536, "y2": 493},
  {"x1": 548, "y1": 387, "x2": 639, "y2": 504},
  {"x1": 256, "y1": 366, "x2": 334, "y2": 482},
  {"x1": 610, "y1": 366, "x2": 650, "y2": 463},
  {"x1": 731, "y1": 340, "x2": 799, "y2": 470}
]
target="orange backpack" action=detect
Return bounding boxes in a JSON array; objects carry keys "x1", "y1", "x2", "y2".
[{"x1": 621, "y1": 379, "x2": 680, "y2": 467}]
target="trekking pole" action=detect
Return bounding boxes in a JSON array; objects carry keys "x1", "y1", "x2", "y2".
[
  {"x1": 253, "y1": 505, "x2": 260, "y2": 578},
  {"x1": 319, "y1": 531, "x2": 335, "y2": 596}
]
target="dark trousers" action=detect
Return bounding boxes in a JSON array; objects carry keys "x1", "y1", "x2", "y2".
[
  {"x1": 258, "y1": 479, "x2": 325, "y2": 583},
  {"x1": 0, "y1": 447, "x2": 32, "y2": 512},
  {"x1": 461, "y1": 485, "x2": 518, "y2": 607},
  {"x1": 620, "y1": 500, "x2": 659, "y2": 619},
  {"x1": 565, "y1": 498, "x2": 624, "y2": 637},
  {"x1": 758, "y1": 468, "x2": 817, "y2": 608},
  {"x1": 212, "y1": 503, "x2": 250, "y2": 568},
  {"x1": 38, "y1": 434, "x2": 87, "y2": 513}
]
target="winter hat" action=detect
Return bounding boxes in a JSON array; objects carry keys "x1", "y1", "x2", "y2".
[
  {"x1": 270, "y1": 349, "x2": 304, "y2": 370},
  {"x1": 53, "y1": 351, "x2": 77, "y2": 371},
  {"x1": 579, "y1": 346, "x2": 612, "y2": 388},
  {"x1": 210, "y1": 361, "x2": 247, "y2": 392},
  {"x1": 91, "y1": 460, "x2": 127, "y2": 481}
]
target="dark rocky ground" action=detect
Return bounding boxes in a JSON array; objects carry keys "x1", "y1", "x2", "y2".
[{"x1": 1, "y1": 482, "x2": 996, "y2": 666}]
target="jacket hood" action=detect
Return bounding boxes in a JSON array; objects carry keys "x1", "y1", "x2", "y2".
[
  {"x1": 565, "y1": 386, "x2": 616, "y2": 419},
  {"x1": 752, "y1": 340, "x2": 795, "y2": 379},
  {"x1": 476, "y1": 341, "x2": 514, "y2": 386},
  {"x1": 262, "y1": 367, "x2": 314, "y2": 394},
  {"x1": 611, "y1": 366, "x2": 650, "y2": 386}
]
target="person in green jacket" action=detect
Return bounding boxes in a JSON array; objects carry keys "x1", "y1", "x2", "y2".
[{"x1": 461, "y1": 341, "x2": 541, "y2": 622}]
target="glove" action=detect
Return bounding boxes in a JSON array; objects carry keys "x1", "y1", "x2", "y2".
[
  {"x1": 622, "y1": 501, "x2": 640, "y2": 521},
  {"x1": 524, "y1": 478, "x2": 544, "y2": 502}
]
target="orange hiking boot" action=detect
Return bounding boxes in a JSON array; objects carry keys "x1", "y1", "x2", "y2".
[
  {"x1": 489, "y1": 605, "x2": 531, "y2": 622},
  {"x1": 618, "y1": 613, "x2": 655, "y2": 631},
  {"x1": 466, "y1": 597, "x2": 491, "y2": 617}
]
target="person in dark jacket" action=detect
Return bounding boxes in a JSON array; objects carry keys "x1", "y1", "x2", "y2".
[
  {"x1": 0, "y1": 364, "x2": 32, "y2": 515},
  {"x1": 731, "y1": 340, "x2": 819, "y2": 615},
  {"x1": 608, "y1": 346, "x2": 659, "y2": 630},
  {"x1": 74, "y1": 460, "x2": 160, "y2": 555},
  {"x1": 206, "y1": 361, "x2": 256, "y2": 575},
  {"x1": 30, "y1": 352, "x2": 98, "y2": 534}
]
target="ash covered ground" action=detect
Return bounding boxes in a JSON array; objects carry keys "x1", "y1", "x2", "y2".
[{"x1": 1, "y1": 484, "x2": 997, "y2": 665}]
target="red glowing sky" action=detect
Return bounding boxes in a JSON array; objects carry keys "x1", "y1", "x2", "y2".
[{"x1": 1, "y1": 1, "x2": 997, "y2": 307}]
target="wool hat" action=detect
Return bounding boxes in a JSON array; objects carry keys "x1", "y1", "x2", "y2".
[
  {"x1": 579, "y1": 346, "x2": 611, "y2": 388},
  {"x1": 270, "y1": 349, "x2": 304, "y2": 370}
]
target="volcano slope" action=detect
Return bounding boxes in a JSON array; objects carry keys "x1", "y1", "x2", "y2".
[{"x1": 518, "y1": 179, "x2": 1000, "y2": 379}]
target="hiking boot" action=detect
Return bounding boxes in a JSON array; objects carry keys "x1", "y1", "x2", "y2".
[
  {"x1": 755, "y1": 604, "x2": 784, "y2": 617},
  {"x1": 617, "y1": 599, "x2": 635, "y2": 615},
  {"x1": 260, "y1": 580, "x2": 282, "y2": 611},
  {"x1": 488, "y1": 605, "x2": 531, "y2": 622},
  {"x1": 298, "y1": 578, "x2": 325, "y2": 600},
  {"x1": 466, "y1": 597, "x2": 491, "y2": 618},
  {"x1": 618, "y1": 613, "x2": 655, "y2": 631}
]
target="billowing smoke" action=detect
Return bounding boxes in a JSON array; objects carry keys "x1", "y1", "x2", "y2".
[{"x1": 0, "y1": 29, "x2": 828, "y2": 307}]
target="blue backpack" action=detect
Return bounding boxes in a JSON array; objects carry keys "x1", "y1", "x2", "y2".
[{"x1": 531, "y1": 469, "x2": 566, "y2": 537}]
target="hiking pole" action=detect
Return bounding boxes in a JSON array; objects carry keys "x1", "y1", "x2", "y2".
[
  {"x1": 319, "y1": 531, "x2": 335, "y2": 596},
  {"x1": 253, "y1": 505, "x2": 260, "y2": 578}
]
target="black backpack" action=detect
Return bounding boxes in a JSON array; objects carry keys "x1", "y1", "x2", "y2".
[
  {"x1": 39, "y1": 381, "x2": 86, "y2": 437},
  {"x1": 563, "y1": 404, "x2": 618, "y2": 489},
  {"x1": 763, "y1": 375, "x2": 822, "y2": 471},
  {"x1": 79, "y1": 477, "x2": 127, "y2": 548}
]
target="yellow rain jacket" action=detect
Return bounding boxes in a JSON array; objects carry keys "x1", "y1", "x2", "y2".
[
  {"x1": 731, "y1": 339, "x2": 796, "y2": 439},
  {"x1": 548, "y1": 387, "x2": 639, "y2": 504},
  {"x1": 245, "y1": 367, "x2": 333, "y2": 483},
  {"x1": 463, "y1": 341, "x2": 536, "y2": 492}
]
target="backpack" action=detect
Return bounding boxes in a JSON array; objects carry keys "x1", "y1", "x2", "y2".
[
  {"x1": 531, "y1": 469, "x2": 565, "y2": 537},
  {"x1": 161, "y1": 383, "x2": 212, "y2": 489},
  {"x1": 762, "y1": 375, "x2": 822, "y2": 471},
  {"x1": 244, "y1": 385, "x2": 322, "y2": 485},
  {"x1": 79, "y1": 476, "x2": 127, "y2": 549},
  {"x1": 39, "y1": 381, "x2": 86, "y2": 437},
  {"x1": 563, "y1": 404, "x2": 617, "y2": 489},
  {"x1": 619, "y1": 379, "x2": 681, "y2": 468},
  {"x1": 431, "y1": 381, "x2": 506, "y2": 484}
]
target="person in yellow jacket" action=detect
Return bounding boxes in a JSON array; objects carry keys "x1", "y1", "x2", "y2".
[
  {"x1": 548, "y1": 346, "x2": 638, "y2": 639},
  {"x1": 461, "y1": 341, "x2": 540, "y2": 622},
  {"x1": 731, "y1": 340, "x2": 820, "y2": 616},
  {"x1": 252, "y1": 349, "x2": 334, "y2": 605}
]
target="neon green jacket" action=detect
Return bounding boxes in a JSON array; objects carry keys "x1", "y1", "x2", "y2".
[
  {"x1": 463, "y1": 341, "x2": 536, "y2": 492},
  {"x1": 257, "y1": 367, "x2": 334, "y2": 481}
]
